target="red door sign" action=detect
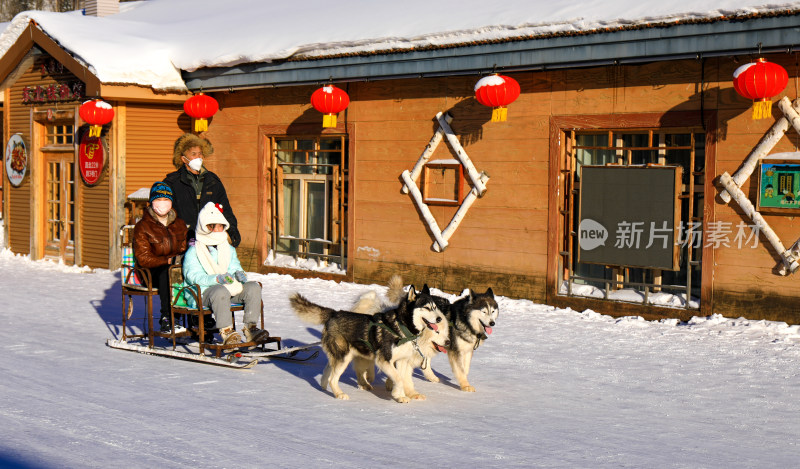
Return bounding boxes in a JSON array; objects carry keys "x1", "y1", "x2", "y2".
[{"x1": 79, "y1": 131, "x2": 105, "y2": 186}]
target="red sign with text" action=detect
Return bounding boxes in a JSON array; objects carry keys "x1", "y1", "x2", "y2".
[{"x1": 79, "y1": 132, "x2": 105, "y2": 186}]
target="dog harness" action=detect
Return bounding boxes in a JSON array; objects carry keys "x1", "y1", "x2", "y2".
[{"x1": 360, "y1": 318, "x2": 419, "y2": 353}]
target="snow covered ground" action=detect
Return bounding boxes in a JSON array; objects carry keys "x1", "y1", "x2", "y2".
[{"x1": 1, "y1": 220, "x2": 799, "y2": 468}]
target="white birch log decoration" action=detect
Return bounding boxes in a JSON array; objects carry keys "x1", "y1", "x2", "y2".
[
  {"x1": 780, "y1": 239, "x2": 800, "y2": 275},
  {"x1": 719, "y1": 97, "x2": 800, "y2": 203},
  {"x1": 718, "y1": 172, "x2": 800, "y2": 274},
  {"x1": 433, "y1": 172, "x2": 490, "y2": 252},
  {"x1": 401, "y1": 170, "x2": 448, "y2": 250},
  {"x1": 402, "y1": 112, "x2": 454, "y2": 194},
  {"x1": 777, "y1": 96, "x2": 800, "y2": 136},
  {"x1": 435, "y1": 113, "x2": 487, "y2": 196}
]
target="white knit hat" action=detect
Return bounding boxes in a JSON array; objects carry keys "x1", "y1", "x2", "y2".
[{"x1": 196, "y1": 202, "x2": 229, "y2": 237}]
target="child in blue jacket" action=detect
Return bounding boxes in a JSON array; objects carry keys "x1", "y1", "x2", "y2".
[{"x1": 182, "y1": 202, "x2": 267, "y2": 345}]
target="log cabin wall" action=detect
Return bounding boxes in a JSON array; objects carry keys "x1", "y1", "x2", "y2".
[
  {"x1": 5, "y1": 59, "x2": 35, "y2": 255},
  {"x1": 203, "y1": 52, "x2": 800, "y2": 323},
  {"x1": 124, "y1": 103, "x2": 188, "y2": 197}
]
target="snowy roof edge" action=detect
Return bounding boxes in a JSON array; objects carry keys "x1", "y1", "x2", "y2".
[
  {"x1": 1, "y1": 6, "x2": 799, "y2": 92},
  {"x1": 184, "y1": 12, "x2": 800, "y2": 91}
]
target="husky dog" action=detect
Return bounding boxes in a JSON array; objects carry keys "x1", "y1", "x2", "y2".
[
  {"x1": 379, "y1": 277, "x2": 498, "y2": 392},
  {"x1": 349, "y1": 278, "x2": 450, "y2": 398},
  {"x1": 290, "y1": 285, "x2": 449, "y2": 403},
  {"x1": 445, "y1": 288, "x2": 498, "y2": 392}
]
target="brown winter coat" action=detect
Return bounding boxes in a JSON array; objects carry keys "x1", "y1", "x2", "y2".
[{"x1": 133, "y1": 207, "x2": 188, "y2": 268}]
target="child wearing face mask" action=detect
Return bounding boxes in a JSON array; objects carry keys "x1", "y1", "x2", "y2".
[
  {"x1": 133, "y1": 182, "x2": 189, "y2": 333},
  {"x1": 180, "y1": 202, "x2": 268, "y2": 346}
]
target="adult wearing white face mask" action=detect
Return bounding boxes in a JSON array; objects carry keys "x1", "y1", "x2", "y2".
[
  {"x1": 164, "y1": 133, "x2": 241, "y2": 248},
  {"x1": 133, "y1": 182, "x2": 189, "y2": 333}
]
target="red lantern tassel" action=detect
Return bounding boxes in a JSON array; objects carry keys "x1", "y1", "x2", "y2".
[
  {"x1": 491, "y1": 107, "x2": 508, "y2": 122},
  {"x1": 322, "y1": 114, "x2": 337, "y2": 128},
  {"x1": 752, "y1": 99, "x2": 772, "y2": 120},
  {"x1": 194, "y1": 118, "x2": 208, "y2": 132}
]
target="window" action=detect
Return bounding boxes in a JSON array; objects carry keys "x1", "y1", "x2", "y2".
[
  {"x1": 269, "y1": 136, "x2": 348, "y2": 269},
  {"x1": 559, "y1": 129, "x2": 705, "y2": 308},
  {"x1": 46, "y1": 124, "x2": 74, "y2": 145}
]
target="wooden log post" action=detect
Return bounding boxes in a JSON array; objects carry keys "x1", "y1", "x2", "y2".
[
  {"x1": 719, "y1": 97, "x2": 800, "y2": 203},
  {"x1": 435, "y1": 113, "x2": 487, "y2": 196},
  {"x1": 402, "y1": 112, "x2": 454, "y2": 194},
  {"x1": 433, "y1": 172, "x2": 490, "y2": 252},
  {"x1": 718, "y1": 172, "x2": 800, "y2": 275},
  {"x1": 401, "y1": 170, "x2": 448, "y2": 251}
]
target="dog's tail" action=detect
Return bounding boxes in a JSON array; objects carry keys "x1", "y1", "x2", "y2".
[
  {"x1": 289, "y1": 293, "x2": 334, "y2": 325},
  {"x1": 351, "y1": 290, "x2": 383, "y2": 315},
  {"x1": 385, "y1": 274, "x2": 406, "y2": 306}
]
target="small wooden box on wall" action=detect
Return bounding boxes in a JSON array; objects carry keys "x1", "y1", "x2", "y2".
[{"x1": 421, "y1": 160, "x2": 464, "y2": 206}]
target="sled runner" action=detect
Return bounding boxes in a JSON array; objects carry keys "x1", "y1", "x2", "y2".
[
  {"x1": 107, "y1": 339, "x2": 258, "y2": 369},
  {"x1": 241, "y1": 341, "x2": 322, "y2": 362}
]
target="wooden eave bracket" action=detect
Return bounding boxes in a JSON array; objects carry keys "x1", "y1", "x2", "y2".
[
  {"x1": 715, "y1": 96, "x2": 800, "y2": 275},
  {"x1": 401, "y1": 111, "x2": 490, "y2": 252}
]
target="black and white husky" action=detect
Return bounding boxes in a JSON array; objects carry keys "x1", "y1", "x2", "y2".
[
  {"x1": 443, "y1": 287, "x2": 498, "y2": 392},
  {"x1": 371, "y1": 276, "x2": 499, "y2": 392},
  {"x1": 290, "y1": 285, "x2": 449, "y2": 403}
]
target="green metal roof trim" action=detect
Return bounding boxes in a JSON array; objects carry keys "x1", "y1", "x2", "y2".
[{"x1": 183, "y1": 12, "x2": 800, "y2": 91}]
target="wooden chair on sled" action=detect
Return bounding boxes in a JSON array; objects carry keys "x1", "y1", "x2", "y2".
[
  {"x1": 168, "y1": 265, "x2": 281, "y2": 357},
  {"x1": 120, "y1": 225, "x2": 156, "y2": 347}
]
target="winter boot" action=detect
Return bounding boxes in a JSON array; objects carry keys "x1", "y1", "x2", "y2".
[
  {"x1": 159, "y1": 315, "x2": 186, "y2": 334},
  {"x1": 219, "y1": 327, "x2": 242, "y2": 346},
  {"x1": 243, "y1": 323, "x2": 269, "y2": 343}
]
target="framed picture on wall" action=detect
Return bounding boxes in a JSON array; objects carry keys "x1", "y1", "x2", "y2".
[{"x1": 757, "y1": 160, "x2": 800, "y2": 212}]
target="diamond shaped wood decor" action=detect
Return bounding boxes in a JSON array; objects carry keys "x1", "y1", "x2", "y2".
[
  {"x1": 716, "y1": 96, "x2": 800, "y2": 275},
  {"x1": 401, "y1": 112, "x2": 489, "y2": 252}
]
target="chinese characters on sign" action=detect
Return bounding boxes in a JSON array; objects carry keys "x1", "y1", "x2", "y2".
[
  {"x1": 79, "y1": 130, "x2": 105, "y2": 186},
  {"x1": 21, "y1": 82, "x2": 83, "y2": 104}
]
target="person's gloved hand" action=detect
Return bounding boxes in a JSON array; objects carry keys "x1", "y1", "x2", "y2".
[
  {"x1": 230, "y1": 230, "x2": 241, "y2": 248},
  {"x1": 216, "y1": 273, "x2": 234, "y2": 284},
  {"x1": 234, "y1": 270, "x2": 247, "y2": 283}
]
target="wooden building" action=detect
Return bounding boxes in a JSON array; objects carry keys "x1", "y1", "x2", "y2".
[
  {"x1": 2, "y1": 4, "x2": 800, "y2": 323},
  {"x1": 0, "y1": 20, "x2": 187, "y2": 267}
]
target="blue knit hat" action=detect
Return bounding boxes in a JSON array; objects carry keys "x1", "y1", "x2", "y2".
[{"x1": 149, "y1": 181, "x2": 173, "y2": 203}]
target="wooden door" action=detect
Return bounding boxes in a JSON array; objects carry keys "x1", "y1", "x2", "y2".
[{"x1": 43, "y1": 152, "x2": 75, "y2": 264}]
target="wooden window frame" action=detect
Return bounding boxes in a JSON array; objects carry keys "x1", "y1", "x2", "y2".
[
  {"x1": 547, "y1": 112, "x2": 717, "y2": 318},
  {"x1": 421, "y1": 161, "x2": 464, "y2": 206}
]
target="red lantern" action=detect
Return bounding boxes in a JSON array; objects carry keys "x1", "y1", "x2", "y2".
[
  {"x1": 79, "y1": 99, "x2": 114, "y2": 137},
  {"x1": 474, "y1": 74, "x2": 520, "y2": 122},
  {"x1": 311, "y1": 85, "x2": 349, "y2": 128},
  {"x1": 184, "y1": 92, "x2": 219, "y2": 132},
  {"x1": 733, "y1": 58, "x2": 788, "y2": 120}
]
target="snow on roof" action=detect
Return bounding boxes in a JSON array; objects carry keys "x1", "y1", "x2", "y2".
[{"x1": 0, "y1": 0, "x2": 798, "y2": 91}]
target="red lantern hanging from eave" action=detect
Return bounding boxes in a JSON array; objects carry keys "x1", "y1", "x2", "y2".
[
  {"x1": 184, "y1": 92, "x2": 219, "y2": 132},
  {"x1": 733, "y1": 58, "x2": 788, "y2": 120},
  {"x1": 79, "y1": 99, "x2": 114, "y2": 137},
  {"x1": 474, "y1": 74, "x2": 520, "y2": 122},
  {"x1": 311, "y1": 85, "x2": 349, "y2": 128}
]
